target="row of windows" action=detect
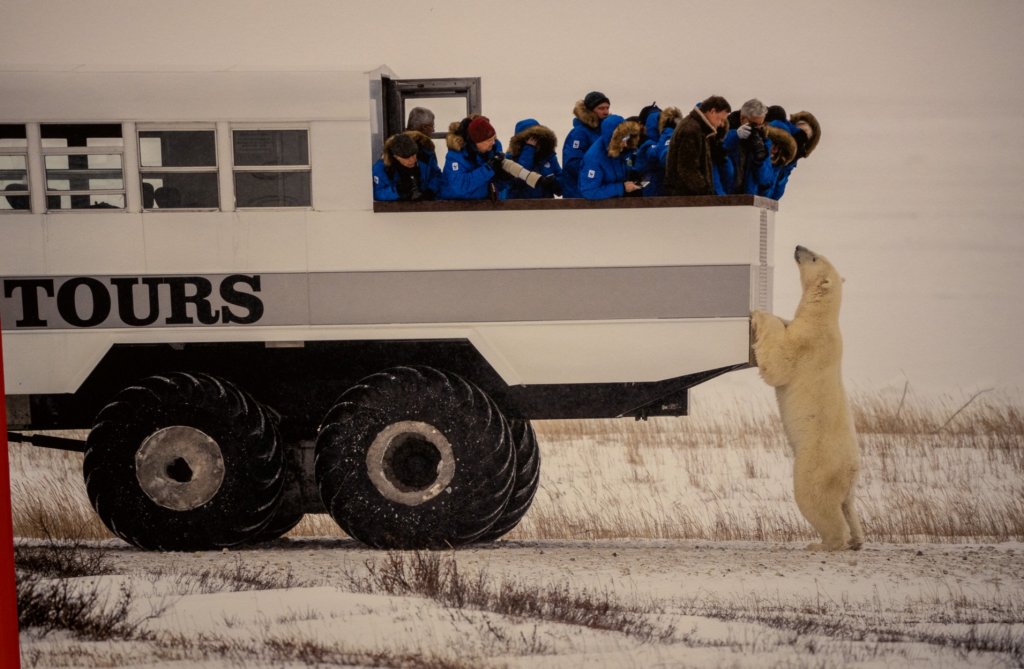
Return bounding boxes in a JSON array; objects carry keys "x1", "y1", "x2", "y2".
[{"x1": 0, "y1": 123, "x2": 311, "y2": 212}]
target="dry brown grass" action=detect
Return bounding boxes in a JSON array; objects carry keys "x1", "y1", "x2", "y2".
[{"x1": 8, "y1": 393, "x2": 1023, "y2": 545}]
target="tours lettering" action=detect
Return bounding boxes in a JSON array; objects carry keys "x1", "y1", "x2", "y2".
[{"x1": 3, "y1": 274, "x2": 263, "y2": 328}]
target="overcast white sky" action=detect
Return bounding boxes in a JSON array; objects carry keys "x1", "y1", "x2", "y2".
[{"x1": 3, "y1": 0, "x2": 1023, "y2": 399}]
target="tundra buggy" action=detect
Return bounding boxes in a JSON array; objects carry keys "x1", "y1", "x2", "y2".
[{"x1": 1, "y1": 67, "x2": 776, "y2": 549}]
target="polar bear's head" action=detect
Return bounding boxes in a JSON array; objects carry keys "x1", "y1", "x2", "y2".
[{"x1": 795, "y1": 245, "x2": 843, "y2": 309}]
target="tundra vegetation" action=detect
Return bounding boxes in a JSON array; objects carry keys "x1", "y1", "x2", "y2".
[{"x1": 10, "y1": 390, "x2": 1024, "y2": 667}]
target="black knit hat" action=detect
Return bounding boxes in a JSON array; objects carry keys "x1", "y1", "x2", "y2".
[{"x1": 584, "y1": 91, "x2": 610, "y2": 111}]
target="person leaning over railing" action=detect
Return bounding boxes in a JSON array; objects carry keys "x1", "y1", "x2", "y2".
[
  {"x1": 372, "y1": 132, "x2": 443, "y2": 202},
  {"x1": 505, "y1": 118, "x2": 562, "y2": 199},
  {"x1": 579, "y1": 114, "x2": 645, "y2": 200},
  {"x1": 664, "y1": 95, "x2": 732, "y2": 196}
]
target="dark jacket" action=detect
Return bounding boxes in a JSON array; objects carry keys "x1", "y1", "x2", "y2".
[
  {"x1": 664, "y1": 108, "x2": 722, "y2": 196},
  {"x1": 560, "y1": 100, "x2": 603, "y2": 198},
  {"x1": 372, "y1": 131, "x2": 444, "y2": 201}
]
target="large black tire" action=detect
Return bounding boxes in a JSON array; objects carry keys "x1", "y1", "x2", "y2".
[
  {"x1": 84, "y1": 372, "x2": 284, "y2": 551},
  {"x1": 476, "y1": 419, "x2": 540, "y2": 542},
  {"x1": 315, "y1": 366, "x2": 514, "y2": 549}
]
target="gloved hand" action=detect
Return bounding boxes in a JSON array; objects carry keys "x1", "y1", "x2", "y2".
[
  {"x1": 488, "y1": 152, "x2": 506, "y2": 173},
  {"x1": 748, "y1": 131, "x2": 768, "y2": 163},
  {"x1": 736, "y1": 123, "x2": 752, "y2": 140},
  {"x1": 538, "y1": 174, "x2": 562, "y2": 197}
]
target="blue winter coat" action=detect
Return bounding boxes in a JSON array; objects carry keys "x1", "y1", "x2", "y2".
[
  {"x1": 635, "y1": 110, "x2": 667, "y2": 196},
  {"x1": 719, "y1": 128, "x2": 776, "y2": 196},
  {"x1": 766, "y1": 120, "x2": 801, "y2": 200},
  {"x1": 560, "y1": 101, "x2": 603, "y2": 198},
  {"x1": 372, "y1": 134, "x2": 444, "y2": 201},
  {"x1": 579, "y1": 115, "x2": 642, "y2": 200},
  {"x1": 506, "y1": 118, "x2": 562, "y2": 200},
  {"x1": 441, "y1": 135, "x2": 507, "y2": 200}
]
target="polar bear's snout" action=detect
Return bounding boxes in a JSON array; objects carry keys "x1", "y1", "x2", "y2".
[{"x1": 795, "y1": 245, "x2": 818, "y2": 263}]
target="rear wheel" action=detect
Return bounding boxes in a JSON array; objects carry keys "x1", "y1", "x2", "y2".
[
  {"x1": 315, "y1": 366, "x2": 514, "y2": 549},
  {"x1": 84, "y1": 372, "x2": 284, "y2": 551}
]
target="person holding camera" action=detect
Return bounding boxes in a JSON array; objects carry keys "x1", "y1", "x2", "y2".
[
  {"x1": 561, "y1": 91, "x2": 611, "y2": 198},
  {"x1": 372, "y1": 132, "x2": 443, "y2": 202},
  {"x1": 719, "y1": 98, "x2": 777, "y2": 196},
  {"x1": 505, "y1": 118, "x2": 563, "y2": 199},
  {"x1": 664, "y1": 95, "x2": 732, "y2": 196},
  {"x1": 579, "y1": 114, "x2": 645, "y2": 200},
  {"x1": 440, "y1": 115, "x2": 510, "y2": 200}
]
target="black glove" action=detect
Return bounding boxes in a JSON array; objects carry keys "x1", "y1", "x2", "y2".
[
  {"x1": 538, "y1": 174, "x2": 562, "y2": 197},
  {"x1": 410, "y1": 188, "x2": 435, "y2": 202},
  {"x1": 488, "y1": 152, "x2": 506, "y2": 173}
]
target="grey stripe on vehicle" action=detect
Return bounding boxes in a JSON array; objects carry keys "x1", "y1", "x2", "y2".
[{"x1": 1, "y1": 265, "x2": 752, "y2": 330}]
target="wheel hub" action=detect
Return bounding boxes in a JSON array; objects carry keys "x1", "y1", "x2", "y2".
[
  {"x1": 135, "y1": 425, "x2": 226, "y2": 511},
  {"x1": 366, "y1": 421, "x2": 455, "y2": 506}
]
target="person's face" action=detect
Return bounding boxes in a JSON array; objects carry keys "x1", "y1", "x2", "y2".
[
  {"x1": 593, "y1": 102, "x2": 611, "y2": 120},
  {"x1": 742, "y1": 115, "x2": 766, "y2": 129},
  {"x1": 475, "y1": 136, "x2": 496, "y2": 153},
  {"x1": 705, "y1": 109, "x2": 729, "y2": 128},
  {"x1": 396, "y1": 154, "x2": 418, "y2": 168}
]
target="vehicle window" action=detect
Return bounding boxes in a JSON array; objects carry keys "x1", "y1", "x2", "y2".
[
  {"x1": 232, "y1": 129, "x2": 311, "y2": 208},
  {"x1": 41, "y1": 123, "x2": 125, "y2": 210},
  {"x1": 1, "y1": 124, "x2": 30, "y2": 212},
  {"x1": 139, "y1": 128, "x2": 219, "y2": 209}
]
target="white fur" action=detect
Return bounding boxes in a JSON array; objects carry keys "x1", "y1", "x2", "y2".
[{"x1": 751, "y1": 246, "x2": 864, "y2": 551}]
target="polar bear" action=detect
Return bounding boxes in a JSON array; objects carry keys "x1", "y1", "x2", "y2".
[{"x1": 751, "y1": 245, "x2": 864, "y2": 551}]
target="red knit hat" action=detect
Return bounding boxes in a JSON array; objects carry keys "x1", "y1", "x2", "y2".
[{"x1": 467, "y1": 116, "x2": 496, "y2": 143}]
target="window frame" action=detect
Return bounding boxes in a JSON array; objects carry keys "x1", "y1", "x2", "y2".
[
  {"x1": 0, "y1": 123, "x2": 31, "y2": 213},
  {"x1": 40, "y1": 123, "x2": 126, "y2": 212},
  {"x1": 230, "y1": 125, "x2": 312, "y2": 210},
  {"x1": 136, "y1": 123, "x2": 220, "y2": 211}
]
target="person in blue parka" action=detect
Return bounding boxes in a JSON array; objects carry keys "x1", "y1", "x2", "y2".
[
  {"x1": 636, "y1": 105, "x2": 684, "y2": 197},
  {"x1": 560, "y1": 91, "x2": 609, "y2": 198},
  {"x1": 579, "y1": 114, "x2": 645, "y2": 200},
  {"x1": 766, "y1": 110, "x2": 820, "y2": 200},
  {"x1": 505, "y1": 118, "x2": 562, "y2": 199},
  {"x1": 372, "y1": 131, "x2": 443, "y2": 201},
  {"x1": 441, "y1": 116, "x2": 508, "y2": 200},
  {"x1": 719, "y1": 98, "x2": 776, "y2": 196}
]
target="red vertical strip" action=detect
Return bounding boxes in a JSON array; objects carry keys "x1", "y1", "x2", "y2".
[{"x1": 0, "y1": 318, "x2": 21, "y2": 668}]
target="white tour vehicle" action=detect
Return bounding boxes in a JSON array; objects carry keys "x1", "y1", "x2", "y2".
[{"x1": 1, "y1": 66, "x2": 776, "y2": 550}]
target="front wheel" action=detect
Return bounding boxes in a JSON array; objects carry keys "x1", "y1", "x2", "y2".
[
  {"x1": 315, "y1": 366, "x2": 514, "y2": 549},
  {"x1": 84, "y1": 372, "x2": 284, "y2": 551},
  {"x1": 476, "y1": 420, "x2": 540, "y2": 542}
]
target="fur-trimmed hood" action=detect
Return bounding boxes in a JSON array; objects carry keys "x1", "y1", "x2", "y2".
[
  {"x1": 381, "y1": 130, "x2": 435, "y2": 168},
  {"x1": 573, "y1": 99, "x2": 602, "y2": 130},
  {"x1": 507, "y1": 119, "x2": 558, "y2": 159},
  {"x1": 658, "y1": 106, "x2": 683, "y2": 135},
  {"x1": 600, "y1": 115, "x2": 643, "y2": 158},
  {"x1": 765, "y1": 125, "x2": 797, "y2": 166},
  {"x1": 790, "y1": 111, "x2": 821, "y2": 157}
]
